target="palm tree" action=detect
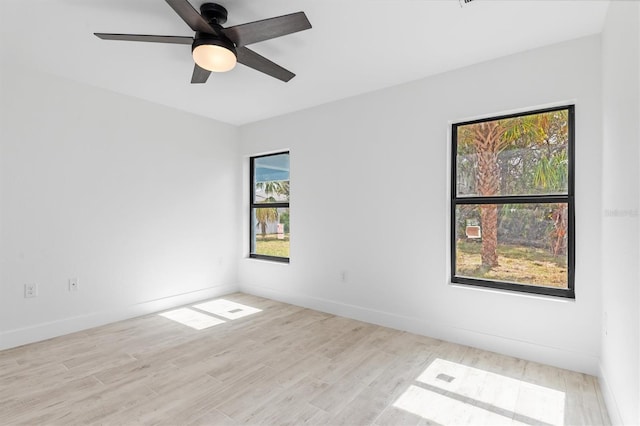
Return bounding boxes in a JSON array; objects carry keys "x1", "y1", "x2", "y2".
[
  {"x1": 255, "y1": 204, "x2": 278, "y2": 237},
  {"x1": 458, "y1": 115, "x2": 549, "y2": 268},
  {"x1": 458, "y1": 120, "x2": 511, "y2": 267},
  {"x1": 533, "y1": 139, "x2": 569, "y2": 256},
  {"x1": 254, "y1": 180, "x2": 289, "y2": 237},
  {"x1": 255, "y1": 181, "x2": 288, "y2": 201}
]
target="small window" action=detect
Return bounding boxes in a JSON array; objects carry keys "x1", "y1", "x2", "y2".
[
  {"x1": 451, "y1": 106, "x2": 575, "y2": 298},
  {"x1": 250, "y1": 152, "x2": 290, "y2": 262}
]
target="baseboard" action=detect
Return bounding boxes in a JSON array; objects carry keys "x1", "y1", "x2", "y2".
[
  {"x1": 241, "y1": 283, "x2": 599, "y2": 375},
  {"x1": 599, "y1": 363, "x2": 624, "y2": 425},
  {"x1": 0, "y1": 283, "x2": 239, "y2": 351}
]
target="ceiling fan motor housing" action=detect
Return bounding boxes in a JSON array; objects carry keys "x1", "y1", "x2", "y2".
[
  {"x1": 200, "y1": 3, "x2": 228, "y2": 25},
  {"x1": 194, "y1": 3, "x2": 236, "y2": 57}
]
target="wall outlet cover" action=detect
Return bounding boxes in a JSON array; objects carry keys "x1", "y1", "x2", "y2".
[{"x1": 24, "y1": 283, "x2": 38, "y2": 298}]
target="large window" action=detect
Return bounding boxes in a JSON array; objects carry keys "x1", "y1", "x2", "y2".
[
  {"x1": 451, "y1": 106, "x2": 574, "y2": 298},
  {"x1": 250, "y1": 152, "x2": 290, "y2": 262}
]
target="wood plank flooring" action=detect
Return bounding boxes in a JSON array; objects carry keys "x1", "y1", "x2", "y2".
[{"x1": 0, "y1": 293, "x2": 610, "y2": 425}]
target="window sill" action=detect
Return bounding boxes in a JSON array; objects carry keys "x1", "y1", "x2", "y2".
[
  {"x1": 450, "y1": 280, "x2": 576, "y2": 303},
  {"x1": 248, "y1": 254, "x2": 290, "y2": 264}
]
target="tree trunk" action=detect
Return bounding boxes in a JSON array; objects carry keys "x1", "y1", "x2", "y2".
[
  {"x1": 551, "y1": 205, "x2": 567, "y2": 256},
  {"x1": 473, "y1": 122, "x2": 503, "y2": 268},
  {"x1": 480, "y1": 204, "x2": 499, "y2": 267}
]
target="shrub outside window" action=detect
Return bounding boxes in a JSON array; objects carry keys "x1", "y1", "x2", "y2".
[
  {"x1": 451, "y1": 106, "x2": 575, "y2": 298},
  {"x1": 250, "y1": 152, "x2": 290, "y2": 262}
]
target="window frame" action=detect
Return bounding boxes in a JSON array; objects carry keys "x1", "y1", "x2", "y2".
[
  {"x1": 450, "y1": 105, "x2": 575, "y2": 298},
  {"x1": 249, "y1": 151, "x2": 290, "y2": 263}
]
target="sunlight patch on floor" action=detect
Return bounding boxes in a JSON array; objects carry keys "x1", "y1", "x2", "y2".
[
  {"x1": 393, "y1": 358, "x2": 566, "y2": 426},
  {"x1": 158, "y1": 298, "x2": 263, "y2": 330},
  {"x1": 395, "y1": 384, "x2": 515, "y2": 425},
  {"x1": 159, "y1": 308, "x2": 226, "y2": 330},
  {"x1": 193, "y1": 299, "x2": 262, "y2": 319}
]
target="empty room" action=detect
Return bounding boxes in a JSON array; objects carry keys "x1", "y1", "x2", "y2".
[{"x1": 1, "y1": 0, "x2": 638, "y2": 425}]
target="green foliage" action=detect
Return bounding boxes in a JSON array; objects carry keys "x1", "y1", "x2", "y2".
[
  {"x1": 279, "y1": 210, "x2": 290, "y2": 233},
  {"x1": 457, "y1": 110, "x2": 568, "y2": 197},
  {"x1": 533, "y1": 149, "x2": 568, "y2": 192},
  {"x1": 456, "y1": 109, "x2": 570, "y2": 258}
]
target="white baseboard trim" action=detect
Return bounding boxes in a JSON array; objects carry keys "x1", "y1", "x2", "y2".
[
  {"x1": 598, "y1": 363, "x2": 624, "y2": 425},
  {"x1": 241, "y1": 284, "x2": 599, "y2": 375},
  {"x1": 0, "y1": 283, "x2": 239, "y2": 351}
]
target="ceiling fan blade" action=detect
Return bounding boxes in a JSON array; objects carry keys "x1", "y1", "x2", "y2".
[
  {"x1": 94, "y1": 33, "x2": 193, "y2": 44},
  {"x1": 222, "y1": 12, "x2": 311, "y2": 47},
  {"x1": 191, "y1": 64, "x2": 211, "y2": 84},
  {"x1": 236, "y1": 47, "x2": 295, "y2": 82},
  {"x1": 165, "y1": 0, "x2": 216, "y2": 34}
]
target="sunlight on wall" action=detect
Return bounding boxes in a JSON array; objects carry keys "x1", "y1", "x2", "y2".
[
  {"x1": 193, "y1": 299, "x2": 262, "y2": 319},
  {"x1": 158, "y1": 298, "x2": 263, "y2": 330},
  {"x1": 159, "y1": 308, "x2": 226, "y2": 330},
  {"x1": 393, "y1": 358, "x2": 565, "y2": 425}
]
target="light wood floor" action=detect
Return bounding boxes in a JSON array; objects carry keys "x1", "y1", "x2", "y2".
[{"x1": 0, "y1": 293, "x2": 610, "y2": 425}]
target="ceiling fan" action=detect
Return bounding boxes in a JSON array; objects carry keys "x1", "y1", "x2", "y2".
[{"x1": 94, "y1": 0, "x2": 312, "y2": 83}]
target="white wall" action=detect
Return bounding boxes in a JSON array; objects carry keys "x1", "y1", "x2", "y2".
[
  {"x1": 600, "y1": 2, "x2": 640, "y2": 425},
  {"x1": 0, "y1": 66, "x2": 239, "y2": 349},
  {"x1": 239, "y1": 35, "x2": 603, "y2": 375}
]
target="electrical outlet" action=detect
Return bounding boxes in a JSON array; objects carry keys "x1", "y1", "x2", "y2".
[
  {"x1": 69, "y1": 278, "x2": 79, "y2": 292},
  {"x1": 24, "y1": 283, "x2": 38, "y2": 298}
]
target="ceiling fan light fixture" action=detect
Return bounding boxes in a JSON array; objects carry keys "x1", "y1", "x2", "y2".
[{"x1": 192, "y1": 36, "x2": 237, "y2": 72}]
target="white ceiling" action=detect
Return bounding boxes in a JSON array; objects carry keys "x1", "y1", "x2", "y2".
[{"x1": 1, "y1": 0, "x2": 610, "y2": 125}]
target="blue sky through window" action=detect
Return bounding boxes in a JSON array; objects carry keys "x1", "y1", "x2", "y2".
[{"x1": 255, "y1": 153, "x2": 289, "y2": 183}]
